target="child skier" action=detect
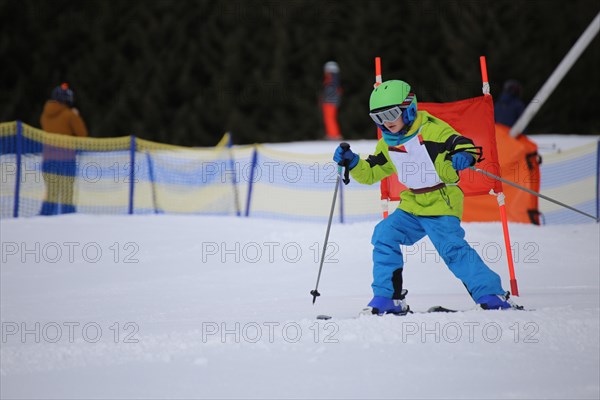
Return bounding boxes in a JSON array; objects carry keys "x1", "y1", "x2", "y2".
[{"x1": 333, "y1": 80, "x2": 520, "y2": 314}]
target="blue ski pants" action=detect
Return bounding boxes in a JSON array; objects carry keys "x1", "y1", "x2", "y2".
[{"x1": 371, "y1": 209, "x2": 505, "y2": 301}]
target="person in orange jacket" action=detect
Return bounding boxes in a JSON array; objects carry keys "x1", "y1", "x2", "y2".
[
  {"x1": 39, "y1": 83, "x2": 88, "y2": 215},
  {"x1": 321, "y1": 61, "x2": 343, "y2": 140}
]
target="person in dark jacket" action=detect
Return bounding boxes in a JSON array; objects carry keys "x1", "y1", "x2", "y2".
[
  {"x1": 39, "y1": 83, "x2": 88, "y2": 215},
  {"x1": 494, "y1": 79, "x2": 525, "y2": 127}
]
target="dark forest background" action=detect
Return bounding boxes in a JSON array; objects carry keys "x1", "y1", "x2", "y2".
[{"x1": 1, "y1": 0, "x2": 599, "y2": 146}]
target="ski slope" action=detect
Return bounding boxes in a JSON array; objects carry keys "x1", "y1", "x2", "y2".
[{"x1": 1, "y1": 212, "x2": 599, "y2": 399}]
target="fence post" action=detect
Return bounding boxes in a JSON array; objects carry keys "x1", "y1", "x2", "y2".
[
  {"x1": 128, "y1": 135, "x2": 136, "y2": 215},
  {"x1": 244, "y1": 146, "x2": 258, "y2": 217},
  {"x1": 13, "y1": 121, "x2": 23, "y2": 218},
  {"x1": 596, "y1": 139, "x2": 600, "y2": 220},
  {"x1": 145, "y1": 151, "x2": 158, "y2": 214},
  {"x1": 227, "y1": 133, "x2": 241, "y2": 217}
]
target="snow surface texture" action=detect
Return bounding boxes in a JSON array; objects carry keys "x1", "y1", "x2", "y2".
[{"x1": 1, "y1": 213, "x2": 599, "y2": 399}]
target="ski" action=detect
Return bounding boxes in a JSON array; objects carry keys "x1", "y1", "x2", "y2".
[
  {"x1": 316, "y1": 314, "x2": 333, "y2": 320},
  {"x1": 316, "y1": 306, "x2": 455, "y2": 319},
  {"x1": 426, "y1": 305, "x2": 458, "y2": 313},
  {"x1": 316, "y1": 305, "x2": 529, "y2": 319}
]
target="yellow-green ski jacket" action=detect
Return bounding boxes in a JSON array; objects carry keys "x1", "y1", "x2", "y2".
[{"x1": 351, "y1": 111, "x2": 478, "y2": 219}]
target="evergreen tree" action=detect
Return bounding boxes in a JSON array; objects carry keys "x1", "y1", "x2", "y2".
[{"x1": 1, "y1": 0, "x2": 598, "y2": 145}]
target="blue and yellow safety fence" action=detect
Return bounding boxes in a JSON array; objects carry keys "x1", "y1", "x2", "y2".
[{"x1": 1, "y1": 121, "x2": 597, "y2": 224}]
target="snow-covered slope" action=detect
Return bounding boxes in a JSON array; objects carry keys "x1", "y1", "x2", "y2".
[{"x1": 1, "y1": 214, "x2": 598, "y2": 399}]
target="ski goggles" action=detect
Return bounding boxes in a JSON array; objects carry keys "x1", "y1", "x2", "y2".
[{"x1": 369, "y1": 105, "x2": 403, "y2": 125}]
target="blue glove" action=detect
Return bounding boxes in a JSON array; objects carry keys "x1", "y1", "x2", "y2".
[
  {"x1": 333, "y1": 145, "x2": 359, "y2": 170},
  {"x1": 451, "y1": 152, "x2": 475, "y2": 171}
]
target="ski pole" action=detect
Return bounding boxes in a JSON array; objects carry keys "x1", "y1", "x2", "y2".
[
  {"x1": 470, "y1": 166, "x2": 599, "y2": 222},
  {"x1": 311, "y1": 143, "x2": 350, "y2": 304}
]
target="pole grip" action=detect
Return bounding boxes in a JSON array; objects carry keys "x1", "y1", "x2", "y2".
[{"x1": 339, "y1": 142, "x2": 351, "y2": 185}]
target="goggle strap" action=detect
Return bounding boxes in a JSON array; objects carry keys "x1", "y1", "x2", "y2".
[{"x1": 401, "y1": 93, "x2": 415, "y2": 107}]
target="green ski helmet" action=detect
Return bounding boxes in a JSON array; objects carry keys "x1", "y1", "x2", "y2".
[{"x1": 369, "y1": 80, "x2": 418, "y2": 126}]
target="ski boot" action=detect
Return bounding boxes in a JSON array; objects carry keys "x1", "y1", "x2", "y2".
[
  {"x1": 361, "y1": 289, "x2": 410, "y2": 316},
  {"x1": 477, "y1": 292, "x2": 523, "y2": 310}
]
